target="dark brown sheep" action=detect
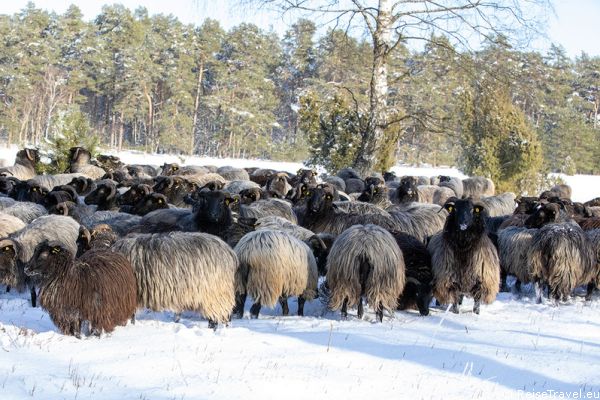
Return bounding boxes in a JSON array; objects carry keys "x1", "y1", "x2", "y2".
[{"x1": 24, "y1": 241, "x2": 137, "y2": 337}]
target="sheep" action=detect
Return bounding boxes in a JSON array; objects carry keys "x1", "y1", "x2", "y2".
[
  {"x1": 0, "y1": 212, "x2": 26, "y2": 237},
  {"x1": 255, "y1": 216, "x2": 315, "y2": 241},
  {"x1": 0, "y1": 148, "x2": 39, "y2": 180},
  {"x1": 30, "y1": 173, "x2": 85, "y2": 191},
  {"x1": 528, "y1": 221, "x2": 595, "y2": 303},
  {"x1": 524, "y1": 202, "x2": 570, "y2": 229},
  {"x1": 224, "y1": 180, "x2": 260, "y2": 194},
  {"x1": 548, "y1": 184, "x2": 572, "y2": 200},
  {"x1": 462, "y1": 176, "x2": 495, "y2": 198},
  {"x1": 233, "y1": 230, "x2": 318, "y2": 318},
  {"x1": 1, "y1": 201, "x2": 47, "y2": 223},
  {"x1": 117, "y1": 183, "x2": 153, "y2": 207},
  {"x1": 23, "y1": 241, "x2": 137, "y2": 337},
  {"x1": 67, "y1": 147, "x2": 106, "y2": 180},
  {"x1": 498, "y1": 196, "x2": 541, "y2": 229},
  {"x1": 119, "y1": 193, "x2": 169, "y2": 216},
  {"x1": 80, "y1": 211, "x2": 142, "y2": 236},
  {"x1": 249, "y1": 168, "x2": 276, "y2": 186},
  {"x1": 584, "y1": 197, "x2": 600, "y2": 208},
  {"x1": 357, "y1": 183, "x2": 393, "y2": 209},
  {"x1": 438, "y1": 176, "x2": 463, "y2": 198},
  {"x1": 160, "y1": 163, "x2": 208, "y2": 176},
  {"x1": 111, "y1": 231, "x2": 238, "y2": 328},
  {"x1": 322, "y1": 176, "x2": 346, "y2": 192},
  {"x1": 386, "y1": 203, "x2": 447, "y2": 243},
  {"x1": 390, "y1": 231, "x2": 433, "y2": 316},
  {"x1": 427, "y1": 198, "x2": 500, "y2": 314},
  {"x1": 497, "y1": 227, "x2": 537, "y2": 292},
  {"x1": 584, "y1": 229, "x2": 600, "y2": 299},
  {"x1": 217, "y1": 166, "x2": 250, "y2": 181},
  {"x1": 238, "y1": 187, "x2": 272, "y2": 204},
  {"x1": 478, "y1": 193, "x2": 516, "y2": 217},
  {"x1": 336, "y1": 168, "x2": 361, "y2": 181},
  {"x1": 239, "y1": 198, "x2": 298, "y2": 223},
  {"x1": 0, "y1": 238, "x2": 22, "y2": 293},
  {"x1": 84, "y1": 181, "x2": 119, "y2": 211},
  {"x1": 264, "y1": 172, "x2": 291, "y2": 198},
  {"x1": 182, "y1": 172, "x2": 227, "y2": 189},
  {"x1": 95, "y1": 154, "x2": 125, "y2": 173},
  {"x1": 12, "y1": 180, "x2": 48, "y2": 203},
  {"x1": 300, "y1": 186, "x2": 400, "y2": 235},
  {"x1": 325, "y1": 224, "x2": 405, "y2": 322},
  {"x1": 0, "y1": 176, "x2": 20, "y2": 197},
  {"x1": 153, "y1": 176, "x2": 198, "y2": 207},
  {"x1": 393, "y1": 177, "x2": 453, "y2": 206},
  {"x1": 290, "y1": 168, "x2": 318, "y2": 187},
  {"x1": 344, "y1": 178, "x2": 365, "y2": 194}
]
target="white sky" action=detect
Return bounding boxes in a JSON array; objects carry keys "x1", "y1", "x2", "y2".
[{"x1": 0, "y1": 0, "x2": 598, "y2": 58}]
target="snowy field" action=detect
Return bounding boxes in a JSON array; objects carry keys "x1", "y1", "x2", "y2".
[{"x1": 1, "y1": 145, "x2": 600, "y2": 399}]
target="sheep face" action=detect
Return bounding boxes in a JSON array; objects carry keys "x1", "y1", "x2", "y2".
[
  {"x1": 383, "y1": 171, "x2": 397, "y2": 182},
  {"x1": 25, "y1": 242, "x2": 74, "y2": 281},
  {"x1": 161, "y1": 163, "x2": 180, "y2": 175},
  {"x1": 395, "y1": 177, "x2": 419, "y2": 203},
  {"x1": 84, "y1": 182, "x2": 117, "y2": 206},
  {"x1": 15, "y1": 181, "x2": 48, "y2": 203},
  {"x1": 133, "y1": 193, "x2": 169, "y2": 216},
  {"x1": 0, "y1": 239, "x2": 18, "y2": 286},
  {"x1": 69, "y1": 147, "x2": 91, "y2": 165},
  {"x1": 357, "y1": 183, "x2": 387, "y2": 203},
  {"x1": 193, "y1": 190, "x2": 236, "y2": 226},
  {"x1": 0, "y1": 177, "x2": 19, "y2": 196},
  {"x1": 295, "y1": 168, "x2": 318, "y2": 185},
  {"x1": 154, "y1": 176, "x2": 196, "y2": 206},
  {"x1": 266, "y1": 173, "x2": 291, "y2": 197},
  {"x1": 44, "y1": 190, "x2": 76, "y2": 209},
  {"x1": 239, "y1": 187, "x2": 261, "y2": 204},
  {"x1": 118, "y1": 184, "x2": 152, "y2": 206},
  {"x1": 514, "y1": 196, "x2": 540, "y2": 214},
  {"x1": 524, "y1": 203, "x2": 564, "y2": 228},
  {"x1": 443, "y1": 198, "x2": 487, "y2": 241},
  {"x1": 16, "y1": 149, "x2": 40, "y2": 165},
  {"x1": 306, "y1": 187, "x2": 335, "y2": 215}
]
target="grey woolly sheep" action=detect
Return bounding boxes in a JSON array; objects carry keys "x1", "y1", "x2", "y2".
[
  {"x1": 336, "y1": 168, "x2": 361, "y2": 181},
  {"x1": 322, "y1": 176, "x2": 346, "y2": 193},
  {"x1": 240, "y1": 198, "x2": 297, "y2": 223},
  {"x1": 427, "y1": 198, "x2": 500, "y2": 314},
  {"x1": 497, "y1": 227, "x2": 537, "y2": 290},
  {"x1": 217, "y1": 166, "x2": 250, "y2": 181},
  {"x1": 249, "y1": 168, "x2": 276, "y2": 186},
  {"x1": 265, "y1": 172, "x2": 292, "y2": 198},
  {"x1": 344, "y1": 178, "x2": 365, "y2": 194},
  {"x1": 528, "y1": 221, "x2": 595, "y2": 303},
  {"x1": 1, "y1": 202, "x2": 47, "y2": 223},
  {"x1": 183, "y1": 172, "x2": 227, "y2": 188},
  {"x1": 111, "y1": 231, "x2": 238, "y2": 328},
  {"x1": 325, "y1": 224, "x2": 405, "y2": 322},
  {"x1": 0, "y1": 212, "x2": 26, "y2": 237},
  {"x1": 386, "y1": 202, "x2": 447, "y2": 243},
  {"x1": 462, "y1": 177, "x2": 495, "y2": 198},
  {"x1": 161, "y1": 163, "x2": 208, "y2": 176},
  {"x1": 80, "y1": 211, "x2": 142, "y2": 236},
  {"x1": 30, "y1": 173, "x2": 86, "y2": 192},
  {"x1": 301, "y1": 186, "x2": 400, "y2": 235},
  {"x1": 68, "y1": 147, "x2": 106, "y2": 180},
  {"x1": 24, "y1": 241, "x2": 137, "y2": 337},
  {"x1": 550, "y1": 184, "x2": 572, "y2": 200},
  {"x1": 438, "y1": 176, "x2": 463, "y2": 198},
  {"x1": 583, "y1": 229, "x2": 600, "y2": 299},
  {"x1": 255, "y1": 216, "x2": 315, "y2": 241},
  {"x1": 233, "y1": 229, "x2": 318, "y2": 318},
  {"x1": 224, "y1": 180, "x2": 261, "y2": 194},
  {"x1": 478, "y1": 193, "x2": 516, "y2": 217},
  {"x1": 0, "y1": 149, "x2": 39, "y2": 180}
]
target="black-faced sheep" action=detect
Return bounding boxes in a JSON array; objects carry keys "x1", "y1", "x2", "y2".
[
  {"x1": 111, "y1": 231, "x2": 238, "y2": 328},
  {"x1": 325, "y1": 224, "x2": 405, "y2": 322},
  {"x1": 390, "y1": 231, "x2": 433, "y2": 316},
  {"x1": 233, "y1": 230, "x2": 318, "y2": 318},
  {"x1": 84, "y1": 181, "x2": 119, "y2": 211},
  {"x1": 153, "y1": 176, "x2": 198, "y2": 207},
  {"x1": 0, "y1": 148, "x2": 39, "y2": 180},
  {"x1": 120, "y1": 193, "x2": 169, "y2": 216},
  {"x1": 24, "y1": 241, "x2": 136, "y2": 337},
  {"x1": 300, "y1": 186, "x2": 399, "y2": 235},
  {"x1": 427, "y1": 198, "x2": 500, "y2": 314},
  {"x1": 528, "y1": 221, "x2": 596, "y2": 303},
  {"x1": 67, "y1": 147, "x2": 106, "y2": 180},
  {"x1": 117, "y1": 183, "x2": 152, "y2": 207}
]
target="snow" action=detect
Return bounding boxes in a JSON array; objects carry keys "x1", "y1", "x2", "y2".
[{"x1": 1, "y1": 146, "x2": 600, "y2": 398}]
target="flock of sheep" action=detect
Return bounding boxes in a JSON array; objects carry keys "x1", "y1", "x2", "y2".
[{"x1": 0, "y1": 147, "x2": 598, "y2": 337}]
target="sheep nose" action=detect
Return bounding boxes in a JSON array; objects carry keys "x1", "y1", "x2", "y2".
[
  {"x1": 459, "y1": 223, "x2": 468, "y2": 231},
  {"x1": 407, "y1": 189, "x2": 413, "y2": 195}
]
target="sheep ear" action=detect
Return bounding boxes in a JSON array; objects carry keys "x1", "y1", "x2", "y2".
[
  {"x1": 77, "y1": 226, "x2": 91, "y2": 250},
  {"x1": 307, "y1": 234, "x2": 327, "y2": 252}
]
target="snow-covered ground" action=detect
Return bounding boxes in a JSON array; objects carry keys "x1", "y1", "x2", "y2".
[{"x1": 1, "y1": 145, "x2": 600, "y2": 399}]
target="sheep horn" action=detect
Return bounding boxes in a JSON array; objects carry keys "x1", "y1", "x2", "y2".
[
  {"x1": 72, "y1": 147, "x2": 80, "y2": 162},
  {"x1": 105, "y1": 183, "x2": 117, "y2": 202},
  {"x1": 25, "y1": 148, "x2": 34, "y2": 161},
  {"x1": 78, "y1": 226, "x2": 91, "y2": 249},
  {"x1": 308, "y1": 234, "x2": 327, "y2": 252}
]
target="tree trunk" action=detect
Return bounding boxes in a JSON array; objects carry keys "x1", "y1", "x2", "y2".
[
  {"x1": 353, "y1": 0, "x2": 392, "y2": 176},
  {"x1": 190, "y1": 61, "x2": 204, "y2": 155},
  {"x1": 118, "y1": 111, "x2": 124, "y2": 151}
]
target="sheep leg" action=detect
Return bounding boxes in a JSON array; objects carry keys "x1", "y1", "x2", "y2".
[
  {"x1": 208, "y1": 319, "x2": 218, "y2": 330},
  {"x1": 586, "y1": 282, "x2": 596, "y2": 301},
  {"x1": 534, "y1": 280, "x2": 543, "y2": 304},
  {"x1": 515, "y1": 280, "x2": 522, "y2": 294},
  {"x1": 458, "y1": 294, "x2": 464, "y2": 305},
  {"x1": 278, "y1": 296, "x2": 289, "y2": 316},
  {"x1": 357, "y1": 297, "x2": 364, "y2": 319},
  {"x1": 451, "y1": 303, "x2": 459, "y2": 314},
  {"x1": 375, "y1": 302, "x2": 384, "y2": 323},
  {"x1": 250, "y1": 302, "x2": 261, "y2": 319},
  {"x1": 29, "y1": 286, "x2": 37, "y2": 308},
  {"x1": 297, "y1": 296, "x2": 306, "y2": 317},
  {"x1": 5, "y1": 285, "x2": 9, "y2": 293},
  {"x1": 131, "y1": 313, "x2": 136, "y2": 325},
  {"x1": 341, "y1": 298, "x2": 348, "y2": 320},
  {"x1": 174, "y1": 312, "x2": 182, "y2": 323},
  {"x1": 233, "y1": 292, "x2": 247, "y2": 318},
  {"x1": 500, "y1": 270, "x2": 509, "y2": 292}
]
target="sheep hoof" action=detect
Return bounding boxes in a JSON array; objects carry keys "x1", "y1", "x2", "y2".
[
  {"x1": 208, "y1": 320, "x2": 218, "y2": 330},
  {"x1": 451, "y1": 303, "x2": 459, "y2": 314}
]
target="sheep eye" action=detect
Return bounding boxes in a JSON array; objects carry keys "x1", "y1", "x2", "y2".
[
  {"x1": 224, "y1": 199, "x2": 230, "y2": 206},
  {"x1": 32, "y1": 187, "x2": 37, "y2": 192},
  {"x1": 373, "y1": 189, "x2": 379, "y2": 193},
  {"x1": 51, "y1": 247, "x2": 61, "y2": 254},
  {"x1": 474, "y1": 207, "x2": 480, "y2": 213},
  {"x1": 447, "y1": 206, "x2": 453, "y2": 212},
  {"x1": 157, "y1": 199, "x2": 163, "y2": 204},
  {"x1": 173, "y1": 166, "x2": 179, "y2": 171},
  {"x1": 3, "y1": 246, "x2": 11, "y2": 252},
  {"x1": 325, "y1": 195, "x2": 332, "y2": 200}
]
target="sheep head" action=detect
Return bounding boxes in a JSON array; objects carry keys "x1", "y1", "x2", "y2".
[
  {"x1": 442, "y1": 198, "x2": 487, "y2": 245},
  {"x1": 524, "y1": 202, "x2": 565, "y2": 228},
  {"x1": 0, "y1": 239, "x2": 19, "y2": 286},
  {"x1": 306, "y1": 186, "x2": 335, "y2": 216},
  {"x1": 25, "y1": 241, "x2": 75, "y2": 280}
]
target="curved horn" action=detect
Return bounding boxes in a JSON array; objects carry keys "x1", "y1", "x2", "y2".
[
  {"x1": 25, "y1": 148, "x2": 34, "y2": 161},
  {"x1": 72, "y1": 147, "x2": 81, "y2": 162}
]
